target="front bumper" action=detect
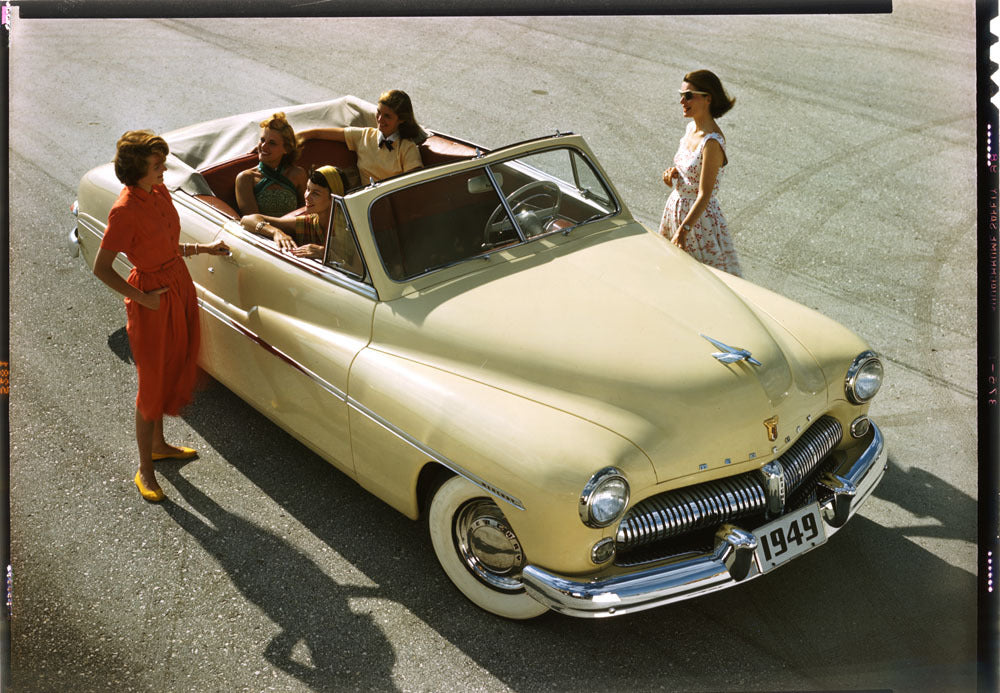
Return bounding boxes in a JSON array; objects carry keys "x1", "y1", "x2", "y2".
[
  {"x1": 521, "y1": 421, "x2": 886, "y2": 618},
  {"x1": 69, "y1": 200, "x2": 80, "y2": 258}
]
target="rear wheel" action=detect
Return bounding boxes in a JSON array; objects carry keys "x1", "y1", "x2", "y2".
[{"x1": 427, "y1": 475, "x2": 548, "y2": 619}]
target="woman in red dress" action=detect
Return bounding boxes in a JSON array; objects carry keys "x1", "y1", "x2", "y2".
[{"x1": 93, "y1": 130, "x2": 229, "y2": 502}]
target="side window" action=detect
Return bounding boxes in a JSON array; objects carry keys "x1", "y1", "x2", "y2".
[{"x1": 323, "y1": 199, "x2": 366, "y2": 281}]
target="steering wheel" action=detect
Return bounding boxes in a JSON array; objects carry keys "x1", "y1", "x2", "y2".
[{"x1": 482, "y1": 180, "x2": 563, "y2": 247}]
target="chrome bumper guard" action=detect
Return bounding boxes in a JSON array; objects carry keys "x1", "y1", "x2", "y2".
[
  {"x1": 521, "y1": 421, "x2": 886, "y2": 618},
  {"x1": 68, "y1": 226, "x2": 80, "y2": 258}
]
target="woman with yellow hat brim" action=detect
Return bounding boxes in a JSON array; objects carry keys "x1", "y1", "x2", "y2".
[{"x1": 238, "y1": 164, "x2": 359, "y2": 270}]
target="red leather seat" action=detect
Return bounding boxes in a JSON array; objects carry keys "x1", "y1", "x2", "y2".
[
  {"x1": 195, "y1": 135, "x2": 480, "y2": 220},
  {"x1": 198, "y1": 139, "x2": 359, "y2": 216}
]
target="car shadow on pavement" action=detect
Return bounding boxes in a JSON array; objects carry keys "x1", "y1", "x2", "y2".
[
  {"x1": 155, "y1": 461, "x2": 400, "y2": 692},
  {"x1": 179, "y1": 380, "x2": 978, "y2": 692}
]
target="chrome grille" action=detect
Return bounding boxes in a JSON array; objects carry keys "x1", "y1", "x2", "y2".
[
  {"x1": 779, "y1": 417, "x2": 842, "y2": 489},
  {"x1": 616, "y1": 416, "x2": 844, "y2": 551},
  {"x1": 615, "y1": 473, "x2": 766, "y2": 548}
]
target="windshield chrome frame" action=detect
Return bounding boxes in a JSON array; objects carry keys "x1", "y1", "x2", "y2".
[{"x1": 323, "y1": 193, "x2": 370, "y2": 284}]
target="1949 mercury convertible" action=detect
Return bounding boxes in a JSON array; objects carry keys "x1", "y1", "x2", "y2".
[{"x1": 71, "y1": 96, "x2": 886, "y2": 619}]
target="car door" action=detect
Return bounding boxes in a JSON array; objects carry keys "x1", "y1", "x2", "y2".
[{"x1": 178, "y1": 196, "x2": 375, "y2": 477}]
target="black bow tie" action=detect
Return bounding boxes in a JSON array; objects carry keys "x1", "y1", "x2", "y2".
[{"x1": 379, "y1": 138, "x2": 394, "y2": 151}]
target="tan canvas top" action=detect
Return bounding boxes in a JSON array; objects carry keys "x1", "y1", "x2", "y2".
[{"x1": 161, "y1": 96, "x2": 377, "y2": 195}]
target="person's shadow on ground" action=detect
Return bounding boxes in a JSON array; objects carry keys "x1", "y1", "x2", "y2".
[{"x1": 157, "y1": 464, "x2": 399, "y2": 692}]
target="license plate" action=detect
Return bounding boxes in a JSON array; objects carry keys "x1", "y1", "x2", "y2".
[{"x1": 753, "y1": 503, "x2": 827, "y2": 573}]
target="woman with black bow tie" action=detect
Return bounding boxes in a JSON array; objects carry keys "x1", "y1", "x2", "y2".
[{"x1": 298, "y1": 89, "x2": 423, "y2": 184}]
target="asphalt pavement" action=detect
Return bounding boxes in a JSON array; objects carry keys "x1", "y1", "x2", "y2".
[{"x1": 7, "y1": 4, "x2": 981, "y2": 692}]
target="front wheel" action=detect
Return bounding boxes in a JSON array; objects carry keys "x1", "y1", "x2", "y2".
[{"x1": 427, "y1": 475, "x2": 548, "y2": 619}]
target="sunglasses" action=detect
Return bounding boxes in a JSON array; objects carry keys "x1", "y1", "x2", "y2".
[{"x1": 678, "y1": 89, "x2": 709, "y2": 101}]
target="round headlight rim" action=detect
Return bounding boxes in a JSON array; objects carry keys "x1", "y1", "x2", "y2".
[
  {"x1": 845, "y1": 350, "x2": 883, "y2": 405},
  {"x1": 579, "y1": 466, "x2": 630, "y2": 529}
]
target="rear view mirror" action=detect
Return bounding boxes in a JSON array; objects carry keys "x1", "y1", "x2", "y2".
[{"x1": 467, "y1": 172, "x2": 502, "y2": 194}]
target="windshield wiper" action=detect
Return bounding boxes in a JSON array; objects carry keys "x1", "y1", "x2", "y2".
[{"x1": 563, "y1": 213, "x2": 605, "y2": 235}]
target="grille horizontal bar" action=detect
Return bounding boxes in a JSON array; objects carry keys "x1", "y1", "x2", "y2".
[{"x1": 616, "y1": 416, "x2": 843, "y2": 551}]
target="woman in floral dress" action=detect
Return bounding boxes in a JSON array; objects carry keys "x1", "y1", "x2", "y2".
[{"x1": 658, "y1": 69, "x2": 742, "y2": 276}]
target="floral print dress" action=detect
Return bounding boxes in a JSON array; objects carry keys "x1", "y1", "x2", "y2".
[{"x1": 658, "y1": 126, "x2": 742, "y2": 276}]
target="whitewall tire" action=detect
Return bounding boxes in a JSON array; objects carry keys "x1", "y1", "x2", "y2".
[{"x1": 428, "y1": 475, "x2": 548, "y2": 619}]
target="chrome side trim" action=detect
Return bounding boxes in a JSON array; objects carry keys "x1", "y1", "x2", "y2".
[
  {"x1": 346, "y1": 396, "x2": 525, "y2": 511},
  {"x1": 197, "y1": 299, "x2": 347, "y2": 403},
  {"x1": 523, "y1": 421, "x2": 885, "y2": 618},
  {"x1": 75, "y1": 215, "x2": 104, "y2": 239}
]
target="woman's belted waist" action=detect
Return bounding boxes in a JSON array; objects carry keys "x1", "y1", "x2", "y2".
[{"x1": 134, "y1": 255, "x2": 182, "y2": 275}]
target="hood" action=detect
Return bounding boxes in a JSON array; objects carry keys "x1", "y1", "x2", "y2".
[{"x1": 372, "y1": 224, "x2": 830, "y2": 483}]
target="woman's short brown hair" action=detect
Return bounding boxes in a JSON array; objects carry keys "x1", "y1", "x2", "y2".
[
  {"x1": 114, "y1": 130, "x2": 169, "y2": 186},
  {"x1": 684, "y1": 70, "x2": 736, "y2": 119},
  {"x1": 259, "y1": 112, "x2": 301, "y2": 169}
]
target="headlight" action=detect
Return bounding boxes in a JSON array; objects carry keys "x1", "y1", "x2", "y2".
[
  {"x1": 579, "y1": 467, "x2": 630, "y2": 528},
  {"x1": 845, "y1": 351, "x2": 883, "y2": 404}
]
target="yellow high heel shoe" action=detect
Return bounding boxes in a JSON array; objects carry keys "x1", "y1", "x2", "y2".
[
  {"x1": 151, "y1": 446, "x2": 198, "y2": 462},
  {"x1": 134, "y1": 471, "x2": 165, "y2": 502}
]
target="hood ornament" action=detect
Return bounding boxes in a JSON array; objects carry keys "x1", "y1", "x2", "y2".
[{"x1": 701, "y1": 334, "x2": 762, "y2": 367}]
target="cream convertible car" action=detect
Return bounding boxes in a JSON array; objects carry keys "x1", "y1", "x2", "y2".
[{"x1": 71, "y1": 97, "x2": 887, "y2": 619}]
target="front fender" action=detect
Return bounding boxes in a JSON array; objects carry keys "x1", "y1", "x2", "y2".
[{"x1": 347, "y1": 346, "x2": 656, "y2": 575}]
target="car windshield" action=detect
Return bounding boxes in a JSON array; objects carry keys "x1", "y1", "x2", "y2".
[{"x1": 369, "y1": 146, "x2": 618, "y2": 281}]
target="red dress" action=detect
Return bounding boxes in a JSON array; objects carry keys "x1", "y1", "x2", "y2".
[{"x1": 100, "y1": 184, "x2": 200, "y2": 420}]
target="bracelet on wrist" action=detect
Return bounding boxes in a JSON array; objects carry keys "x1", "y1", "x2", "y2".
[{"x1": 255, "y1": 220, "x2": 267, "y2": 234}]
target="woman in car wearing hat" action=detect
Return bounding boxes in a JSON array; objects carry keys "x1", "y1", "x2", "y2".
[{"x1": 240, "y1": 164, "x2": 359, "y2": 272}]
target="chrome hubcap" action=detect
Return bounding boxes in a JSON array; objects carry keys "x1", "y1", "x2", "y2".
[{"x1": 454, "y1": 498, "x2": 525, "y2": 592}]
